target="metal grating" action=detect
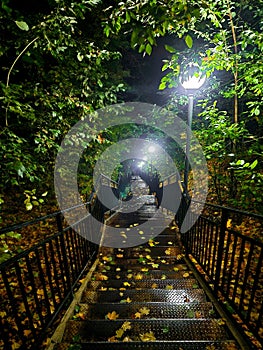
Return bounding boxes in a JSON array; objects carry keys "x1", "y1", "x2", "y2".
[
  {"x1": 99, "y1": 270, "x2": 190, "y2": 280},
  {"x1": 87, "y1": 279, "x2": 198, "y2": 290},
  {"x1": 63, "y1": 319, "x2": 230, "y2": 342},
  {"x1": 82, "y1": 289, "x2": 207, "y2": 304},
  {"x1": 80, "y1": 301, "x2": 215, "y2": 319},
  {"x1": 54, "y1": 340, "x2": 240, "y2": 350}
]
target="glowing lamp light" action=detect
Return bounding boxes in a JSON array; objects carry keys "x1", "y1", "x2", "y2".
[{"x1": 180, "y1": 63, "x2": 206, "y2": 91}]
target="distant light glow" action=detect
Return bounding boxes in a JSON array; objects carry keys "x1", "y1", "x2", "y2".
[{"x1": 148, "y1": 145, "x2": 155, "y2": 153}]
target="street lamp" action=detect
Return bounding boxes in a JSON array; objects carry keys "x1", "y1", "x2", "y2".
[{"x1": 180, "y1": 64, "x2": 206, "y2": 198}]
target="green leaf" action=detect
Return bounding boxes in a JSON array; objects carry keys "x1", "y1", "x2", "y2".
[
  {"x1": 145, "y1": 43, "x2": 152, "y2": 55},
  {"x1": 185, "y1": 34, "x2": 193, "y2": 48},
  {"x1": 250, "y1": 159, "x2": 258, "y2": 170},
  {"x1": 26, "y1": 202, "x2": 33, "y2": 211},
  {"x1": 15, "y1": 21, "x2": 29, "y2": 31},
  {"x1": 164, "y1": 44, "x2": 176, "y2": 53}
]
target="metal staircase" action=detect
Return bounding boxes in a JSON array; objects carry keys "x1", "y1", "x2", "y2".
[{"x1": 51, "y1": 191, "x2": 241, "y2": 349}]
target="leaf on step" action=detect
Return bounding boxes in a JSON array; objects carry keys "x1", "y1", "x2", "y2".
[
  {"x1": 23, "y1": 330, "x2": 31, "y2": 337},
  {"x1": 135, "y1": 273, "x2": 143, "y2": 280},
  {"x1": 115, "y1": 328, "x2": 124, "y2": 338},
  {"x1": 97, "y1": 274, "x2": 108, "y2": 281},
  {"x1": 105, "y1": 311, "x2": 119, "y2": 320},
  {"x1": 165, "y1": 285, "x2": 174, "y2": 290},
  {"x1": 116, "y1": 254, "x2": 123, "y2": 258},
  {"x1": 134, "y1": 312, "x2": 141, "y2": 319},
  {"x1": 140, "y1": 331, "x2": 156, "y2": 341},
  {"x1": 183, "y1": 272, "x2": 190, "y2": 278},
  {"x1": 139, "y1": 230, "x2": 144, "y2": 235},
  {"x1": 192, "y1": 283, "x2": 199, "y2": 289},
  {"x1": 108, "y1": 335, "x2": 118, "y2": 342},
  {"x1": 145, "y1": 255, "x2": 152, "y2": 260},
  {"x1": 100, "y1": 287, "x2": 107, "y2": 291},
  {"x1": 161, "y1": 274, "x2": 167, "y2": 279},
  {"x1": 123, "y1": 336, "x2": 132, "y2": 342},
  {"x1": 116, "y1": 267, "x2": 121, "y2": 272},
  {"x1": 162, "y1": 326, "x2": 169, "y2": 333},
  {"x1": 151, "y1": 283, "x2": 158, "y2": 289},
  {"x1": 115, "y1": 275, "x2": 121, "y2": 279},
  {"x1": 151, "y1": 263, "x2": 159, "y2": 269},
  {"x1": 187, "y1": 310, "x2": 195, "y2": 318},
  {"x1": 144, "y1": 248, "x2": 151, "y2": 252},
  {"x1": 123, "y1": 282, "x2": 131, "y2": 287},
  {"x1": 217, "y1": 318, "x2": 226, "y2": 326},
  {"x1": 139, "y1": 307, "x2": 150, "y2": 315},
  {"x1": 73, "y1": 312, "x2": 86, "y2": 320},
  {"x1": 141, "y1": 267, "x2": 148, "y2": 272},
  {"x1": 168, "y1": 241, "x2": 173, "y2": 245},
  {"x1": 121, "y1": 321, "x2": 132, "y2": 331},
  {"x1": 127, "y1": 273, "x2": 133, "y2": 279},
  {"x1": 165, "y1": 248, "x2": 171, "y2": 255},
  {"x1": 195, "y1": 311, "x2": 204, "y2": 318},
  {"x1": 120, "y1": 297, "x2": 132, "y2": 303}
]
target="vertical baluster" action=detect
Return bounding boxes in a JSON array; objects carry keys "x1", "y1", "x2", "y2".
[
  {"x1": 35, "y1": 249, "x2": 52, "y2": 318},
  {"x1": 43, "y1": 242, "x2": 58, "y2": 309},
  {"x1": 14, "y1": 260, "x2": 37, "y2": 341},
  {"x1": 232, "y1": 238, "x2": 245, "y2": 306},
  {"x1": 25, "y1": 255, "x2": 45, "y2": 327},
  {"x1": 214, "y1": 208, "x2": 228, "y2": 295},
  {"x1": 226, "y1": 233, "x2": 238, "y2": 297},
  {"x1": 48, "y1": 240, "x2": 62, "y2": 303}
]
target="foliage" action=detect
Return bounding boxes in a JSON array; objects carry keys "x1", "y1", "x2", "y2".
[
  {"x1": 0, "y1": 0, "x2": 126, "y2": 198},
  {"x1": 104, "y1": 0, "x2": 263, "y2": 211}
]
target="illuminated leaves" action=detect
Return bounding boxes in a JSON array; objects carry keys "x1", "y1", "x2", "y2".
[
  {"x1": 105, "y1": 311, "x2": 119, "y2": 320},
  {"x1": 140, "y1": 331, "x2": 156, "y2": 342}
]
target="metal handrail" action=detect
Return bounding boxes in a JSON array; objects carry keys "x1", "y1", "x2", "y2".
[{"x1": 0, "y1": 174, "x2": 117, "y2": 349}]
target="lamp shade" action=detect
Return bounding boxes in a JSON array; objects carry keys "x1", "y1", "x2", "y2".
[{"x1": 180, "y1": 63, "x2": 206, "y2": 90}]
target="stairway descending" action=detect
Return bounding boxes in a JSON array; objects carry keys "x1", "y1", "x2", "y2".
[{"x1": 51, "y1": 177, "x2": 241, "y2": 350}]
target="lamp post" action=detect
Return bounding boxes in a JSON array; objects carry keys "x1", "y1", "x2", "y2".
[{"x1": 180, "y1": 64, "x2": 206, "y2": 198}]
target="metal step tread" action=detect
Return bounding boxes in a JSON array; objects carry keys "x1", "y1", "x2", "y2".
[
  {"x1": 63, "y1": 319, "x2": 232, "y2": 342},
  {"x1": 82, "y1": 289, "x2": 207, "y2": 303},
  {"x1": 87, "y1": 278, "x2": 198, "y2": 290},
  {"x1": 78, "y1": 301, "x2": 215, "y2": 319},
  {"x1": 53, "y1": 340, "x2": 240, "y2": 350},
  {"x1": 93, "y1": 269, "x2": 193, "y2": 280}
]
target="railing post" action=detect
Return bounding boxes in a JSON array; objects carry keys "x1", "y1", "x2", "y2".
[
  {"x1": 214, "y1": 208, "x2": 228, "y2": 295},
  {"x1": 56, "y1": 212, "x2": 63, "y2": 232}
]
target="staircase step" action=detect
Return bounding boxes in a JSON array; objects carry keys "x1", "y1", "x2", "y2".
[
  {"x1": 94, "y1": 269, "x2": 192, "y2": 280},
  {"x1": 78, "y1": 301, "x2": 215, "y2": 319},
  {"x1": 63, "y1": 319, "x2": 231, "y2": 342},
  {"x1": 124, "y1": 246, "x2": 182, "y2": 258},
  {"x1": 87, "y1": 278, "x2": 198, "y2": 290},
  {"x1": 101, "y1": 258, "x2": 186, "y2": 268},
  {"x1": 82, "y1": 289, "x2": 207, "y2": 303},
  {"x1": 54, "y1": 340, "x2": 240, "y2": 350}
]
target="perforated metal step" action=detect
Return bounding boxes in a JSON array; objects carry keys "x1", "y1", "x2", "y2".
[
  {"x1": 82, "y1": 289, "x2": 207, "y2": 303},
  {"x1": 79, "y1": 301, "x2": 215, "y2": 319},
  {"x1": 124, "y1": 246, "x2": 182, "y2": 258},
  {"x1": 87, "y1": 278, "x2": 198, "y2": 290},
  {"x1": 102, "y1": 258, "x2": 186, "y2": 268},
  {"x1": 63, "y1": 319, "x2": 231, "y2": 342},
  {"x1": 54, "y1": 340, "x2": 240, "y2": 350},
  {"x1": 94, "y1": 269, "x2": 192, "y2": 280}
]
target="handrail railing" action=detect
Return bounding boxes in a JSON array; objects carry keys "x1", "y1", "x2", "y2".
[
  {"x1": 0, "y1": 174, "x2": 117, "y2": 349},
  {"x1": 178, "y1": 200, "x2": 263, "y2": 344}
]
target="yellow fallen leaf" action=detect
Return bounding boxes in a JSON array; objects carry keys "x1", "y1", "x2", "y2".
[
  {"x1": 115, "y1": 328, "x2": 124, "y2": 338},
  {"x1": 135, "y1": 274, "x2": 143, "y2": 280},
  {"x1": 23, "y1": 330, "x2": 31, "y2": 337},
  {"x1": 165, "y1": 248, "x2": 171, "y2": 255},
  {"x1": 151, "y1": 283, "x2": 158, "y2": 289},
  {"x1": 140, "y1": 331, "x2": 156, "y2": 341},
  {"x1": 108, "y1": 336, "x2": 118, "y2": 342},
  {"x1": 139, "y1": 230, "x2": 144, "y2": 235},
  {"x1": 183, "y1": 272, "x2": 190, "y2": 278},
  {"x1": 165, "y1": 285, "x2": 174, "y2": 290},
  {"x1": 141, "y1": 267, "x2": 148, "y2": 272},
  {"x1": 123, "y1": 282, "x2": 131, "y2": 287},
  {"x1": 146, "y1": 255, "x2": 152, "y2": 260},
  {"x1": 106, "y1": 311, "x2": 119, "y2": 320},
  {"x1": 134, "y1": 312, "x2": 141, "y2": 319},
  {"x1": 139, "y1": 307, "x2": 150, "y2": 315},
  {"x1": 121, "y1": 321, "x2": 132, "y2": 331}
]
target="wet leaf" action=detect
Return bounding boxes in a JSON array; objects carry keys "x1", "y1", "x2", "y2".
[
  {"x1": 115, "y1": 328, "x2": 124, "y2": 338},
  {"x1": 139, "y1": 307, "x2": 150, "y2": 315},
  {"x1": 140, "y1": 331, "x2": 156, "y2": 341},
  {"x1": 106, "y1": 311, "x2": 119, "y2": 320},
  {"x1": 134, "y1": 312, "x2": 141, "y2": 318},
  {"x1": 121, "y1": 321, "x2": 132, "y2": 331}
]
